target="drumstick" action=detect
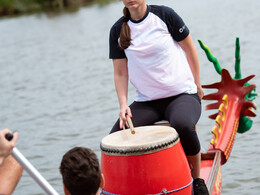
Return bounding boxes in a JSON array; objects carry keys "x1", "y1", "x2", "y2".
[{"x1": 126, "y1": 115, "x2": 135, "y2": 134}]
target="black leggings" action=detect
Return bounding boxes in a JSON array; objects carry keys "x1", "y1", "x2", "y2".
[{"x1": 110, "y1": 93, "x2": 201, "y2": 156}]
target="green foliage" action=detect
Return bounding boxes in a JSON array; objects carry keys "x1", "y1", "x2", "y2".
[
  {"x1": 95, "y1": 0, "x2": 115, "y2": 5},
  {"x1": 0, "y1": 0, "x2": 42, "y2": 15},
  {"x1": 0, "y1": 0, "x2": 115, "y2": 17}
]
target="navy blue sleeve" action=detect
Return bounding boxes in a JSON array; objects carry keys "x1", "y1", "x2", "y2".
[
  {"x1": 109, "y1": 17, "x2": 126, "y2": 59},
  {"x1": 150, "y1": 5, "x2": 190, "y2": 42}
]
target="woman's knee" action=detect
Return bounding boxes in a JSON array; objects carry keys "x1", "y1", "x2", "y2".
[{"x1": 170, "y1": 120, "x2": 195, "y2": 134}]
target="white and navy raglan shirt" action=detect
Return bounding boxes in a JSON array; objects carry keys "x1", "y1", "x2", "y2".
[{"x1": 109, "y1": 5, "x2": 197, "y2": 102}]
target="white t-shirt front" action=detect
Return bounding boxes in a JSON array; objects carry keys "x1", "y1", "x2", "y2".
[{"x1": 109, "y1": 5, "x2": 197, "y2": 101}]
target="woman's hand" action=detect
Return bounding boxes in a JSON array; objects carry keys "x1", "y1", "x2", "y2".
[
  {"x1": 0, "y1": 129, "x2": 18, "y2": 166},
  {"x1": 197, "y1": 85, "x2": 204, "y2": 100},
  {"x1": 119, "y1": 105, "x2": 132, "y2": 130}
]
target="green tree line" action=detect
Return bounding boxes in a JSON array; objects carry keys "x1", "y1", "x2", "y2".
[{"x1": 0, "y1": 0, "x2": 115, "y2": 17}]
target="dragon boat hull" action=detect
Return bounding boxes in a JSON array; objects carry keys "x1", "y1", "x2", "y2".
[{"x1": 201, "y1": 151, "x2": 222, "y2": 195}]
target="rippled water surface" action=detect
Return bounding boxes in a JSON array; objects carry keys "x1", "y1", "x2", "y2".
[{"x1": 0, "y1": 0, "x2": 259, "y2": 194}]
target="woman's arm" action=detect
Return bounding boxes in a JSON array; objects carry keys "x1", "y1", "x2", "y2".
[
  {"x1": 113, "y1": 59, "x2": 132, "y2": 129},
  {"x1": 179, "y1": 34, "x2": 204, "y2": 99}
]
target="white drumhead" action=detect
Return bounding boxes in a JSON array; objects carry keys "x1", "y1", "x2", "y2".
[{"x1": 101, "y1": 126, "x2": 179, "y2": 156}]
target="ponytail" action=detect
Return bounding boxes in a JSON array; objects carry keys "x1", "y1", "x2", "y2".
[{"x1": 120, "y1": 7, "x2": 131, "y2": 49}]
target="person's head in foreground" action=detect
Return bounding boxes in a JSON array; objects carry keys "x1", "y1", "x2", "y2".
[{"x1": 60, "y1": 147, "x2": 104, "y2": 195}]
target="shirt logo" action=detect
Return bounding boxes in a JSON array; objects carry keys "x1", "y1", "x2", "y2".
[{"x1": 179, "y1": 25, "x2": 186, "y2": 33}]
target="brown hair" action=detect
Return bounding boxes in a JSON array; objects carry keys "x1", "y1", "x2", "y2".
[
  {"x1": 120, "y1": 7, "x2": 131, "y2": 49},
  {"x1": 60, "y1": 147, "x2": 101, "y2": 195}
]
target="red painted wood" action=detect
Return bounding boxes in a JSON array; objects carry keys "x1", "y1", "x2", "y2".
[{"x1": 101, "y1": 141, "x2": 192, "y2": 195}]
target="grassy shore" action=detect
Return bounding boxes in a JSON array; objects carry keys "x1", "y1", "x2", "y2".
[{"x1": 0, "y1": 0, "x2": 115, "y2": 17}]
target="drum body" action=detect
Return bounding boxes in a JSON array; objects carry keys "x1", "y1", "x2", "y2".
[{"x1": 101, "y1": 126, "x2": 192, "y2": 195}]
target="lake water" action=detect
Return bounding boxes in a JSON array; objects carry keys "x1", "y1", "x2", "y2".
[{"x1": 0, "y1": 0, "x2": 259, "y2": 194}]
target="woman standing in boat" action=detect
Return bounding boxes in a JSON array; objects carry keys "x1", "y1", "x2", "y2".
[{"x1": 109, "y1": 0, "x2": 208, "y2": 194}]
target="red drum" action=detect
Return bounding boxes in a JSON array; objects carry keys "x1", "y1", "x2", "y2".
[{"x1": 101, "y1": 126, "x2": 192, "y2": 195}]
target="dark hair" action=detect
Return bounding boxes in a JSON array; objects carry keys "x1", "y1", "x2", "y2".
[
  {"x1": 60, "y1": 147, "x2": 101, "y2": 195},
  {"x1": 120, "y1": 7, "x2": 131, "y2": 49}
]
